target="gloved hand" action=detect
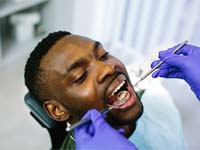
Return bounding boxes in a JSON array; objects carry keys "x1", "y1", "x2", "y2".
[
  {"x1": 74, "y1": 109, "x2": 137, "y2": 150},
  {"x1": 151, "y1": 44, "x2": 200, "y2": 100}
]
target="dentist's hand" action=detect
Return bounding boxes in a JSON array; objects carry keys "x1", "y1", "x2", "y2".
[
  {"x1": 75, "y1": 109, "x2": 137, "y2": 150},
  {"x1": 151, "y1": 44, "x2": 200, "y2": 100}
]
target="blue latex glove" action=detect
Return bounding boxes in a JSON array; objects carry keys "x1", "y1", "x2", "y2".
[
  {"x1": 74, "y1": 109, "x2": 137, "y2": 150},
  {"x1": 151, "y1": 44, "x2": 200, "y2": 100}
]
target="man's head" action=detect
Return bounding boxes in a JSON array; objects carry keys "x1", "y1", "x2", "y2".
[{"x1": 25, "y1": 31, "x2": 143, "y2": 136}]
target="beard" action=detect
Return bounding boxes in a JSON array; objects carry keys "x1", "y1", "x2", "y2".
[{"x1": 69, "y1": 109, "x2": 87, "y2": 123}]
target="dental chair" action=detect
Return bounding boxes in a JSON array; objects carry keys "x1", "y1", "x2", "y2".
[{"x1": 24, "y1": 93, "x2": 67, "y2": 149}]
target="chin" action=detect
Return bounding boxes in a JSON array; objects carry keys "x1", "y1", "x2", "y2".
[
  {"x1": 106, "y1": 99, "x2": 143, "y2": 127},
  {"x1": 122, "y1": 101, "x2": 143, "y2": 124}
]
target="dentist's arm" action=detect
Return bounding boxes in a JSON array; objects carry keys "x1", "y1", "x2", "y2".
[
  {"x1": 74, "y1": 109, "x2": 137, "y2": 150},
  {"x1": 151, "y1": 44, "x2": 200, "y2": 100}
]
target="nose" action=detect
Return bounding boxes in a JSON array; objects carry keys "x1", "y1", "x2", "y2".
[{"x1": 96, "y1": 61, "x2": 116, "y2": 83}]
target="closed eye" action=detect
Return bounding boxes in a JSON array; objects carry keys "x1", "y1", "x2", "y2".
[
  {"x1": 74, "y1": 71, "x2": 87, "y2": 84},
  {"x1": 99, "y1": 52, "x2": 109, "y2": 61}
]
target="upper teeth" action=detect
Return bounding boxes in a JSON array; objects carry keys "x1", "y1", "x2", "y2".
[{"x1": 110, "y1": 80, "x2": 125, "y2": 96}]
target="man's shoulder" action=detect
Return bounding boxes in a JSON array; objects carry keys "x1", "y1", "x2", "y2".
[{"x1": 60, "y1": 131, "x2": 75, "y2": 150}]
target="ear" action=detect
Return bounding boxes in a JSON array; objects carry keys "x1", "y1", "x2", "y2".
[{"x1": 43, "y1": 100, "x2": 70, "y2": 121}]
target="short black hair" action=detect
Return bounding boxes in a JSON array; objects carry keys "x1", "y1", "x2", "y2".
[{"x1": 24, "y1": 31, "x2": 71, "y2": 101}]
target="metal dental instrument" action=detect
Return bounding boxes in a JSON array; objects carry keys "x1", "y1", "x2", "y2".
[
  {"x1": 66, "y1": 100, "x2": 125, "y2": 132},
  {"x1": 133, "y1": 40, "x2": 188, "y2": 87}
]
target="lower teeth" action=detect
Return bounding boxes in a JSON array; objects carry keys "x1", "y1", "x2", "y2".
[{"x1": 117, "y1": 90, "x2": 130, "y2": 102}]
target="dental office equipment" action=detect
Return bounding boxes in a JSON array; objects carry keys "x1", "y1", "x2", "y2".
[
  {"x1": 66, "y1": 99, "x2": 126, "y2": 132},
  {"x1": 133, "y1": 40, "x2": 188, "y2": 87}
]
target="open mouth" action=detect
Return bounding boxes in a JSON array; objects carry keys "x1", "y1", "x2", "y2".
[{"x1": 106, "y1": 74, "x2": 136, "y2": 109}]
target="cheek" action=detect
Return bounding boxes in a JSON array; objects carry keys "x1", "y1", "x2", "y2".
[{"x1": 64, "y1": 85, "x2": 103, "y2": 110}]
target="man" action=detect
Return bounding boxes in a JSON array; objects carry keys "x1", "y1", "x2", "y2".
[
  {"x1": 25, "y1": 31, "x2": 186, "y2": 149},
  {"x1": 75, "y1": 43, "x2": 200, "y2": 150},
  {"x1": 25, "y1": 31, "x2": 143, "y2": 149}
]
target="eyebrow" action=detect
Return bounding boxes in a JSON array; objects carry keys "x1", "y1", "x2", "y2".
[
  {"x1": 93, "y1": 41, "x2": 100, "y2": 53},
  {"x1": 67, "y1": 41, "x2": 100, "y2": 73}
]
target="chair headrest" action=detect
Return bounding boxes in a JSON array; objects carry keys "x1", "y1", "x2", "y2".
[{"x1": 24, "y1": 92, "x2": 61, "y2": 129}]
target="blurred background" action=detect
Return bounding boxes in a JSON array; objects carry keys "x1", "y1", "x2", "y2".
[{"x1": 0, "y1": 0, "x2": 200, "y2": 149}]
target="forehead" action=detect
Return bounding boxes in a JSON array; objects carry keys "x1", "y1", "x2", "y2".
[{"x1": 40, "y1": 35, "x2": 95, "y2": 72}]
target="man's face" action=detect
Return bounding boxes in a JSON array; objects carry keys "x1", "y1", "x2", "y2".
[{"x1": 40, "y1": 34, "x2": 143, "y2": 127}]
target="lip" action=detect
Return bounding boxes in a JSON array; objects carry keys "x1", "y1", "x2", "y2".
[{"x1": 105, "y1": 74, "x2": 126, "y2": 104}]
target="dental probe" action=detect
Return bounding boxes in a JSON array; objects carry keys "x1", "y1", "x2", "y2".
[
  {"x1": 66, "y1": 100, "x2": 125, "y2": 132},
  {"x1": 133, "y1": 40, "x2": 188, "y2": 87}
]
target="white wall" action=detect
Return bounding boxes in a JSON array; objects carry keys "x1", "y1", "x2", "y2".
[
  {"x1": 70, "y1": 0, "x2": 200, "y2": 54},
  {"x1": 71, "y1": 0, "x2": 107, "y2": 41},
  {"x1": 42, "y1": 0, "x2": 74, "y2": 33}
]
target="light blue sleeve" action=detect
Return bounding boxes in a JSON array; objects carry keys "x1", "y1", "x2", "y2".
[{"x1": 129, "y1": 80, "x2": 188, "y2": 150}]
